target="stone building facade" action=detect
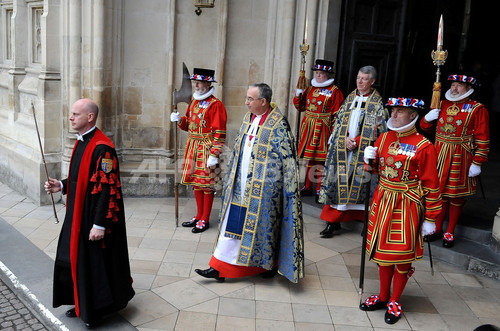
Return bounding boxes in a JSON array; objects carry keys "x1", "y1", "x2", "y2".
[{"x1": 0, "y1": 0, "x2": 342, "y2": 204}]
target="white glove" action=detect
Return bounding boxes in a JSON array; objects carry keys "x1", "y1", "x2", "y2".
[
  {"x1": 206, "y1": 155, "x2": 218, "y2": 168},
  {"x1": 363, "y1": 146, "x2": 378, "y2": 164},
  {"x1": 422, "y1": 221, "x2": 436, "y2": 237},
  {"x1": 468, "y1": 164, "x2": 481, "y2": 177},
  {"x1": 328, "y1": 134, "x2": 334, "y2": 145},
  {"x1": 424, "y1": 108, "x2": 440, "y2": 122},
  {"x1": 170, "y1": 112, "x2": 180, "y2": 122},
  {"x1": 296, "y1": 89, "x2": 304, "y2": 96}
]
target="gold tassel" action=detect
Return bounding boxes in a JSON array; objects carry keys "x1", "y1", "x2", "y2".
[{"x1": 430, "y1": 82, "x2": 441, "y2": 109}]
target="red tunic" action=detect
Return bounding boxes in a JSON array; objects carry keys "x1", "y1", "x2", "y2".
[
  {"x1": 293, "y1": 84, "x2": 344, "y2": 160},
  {"x1": 178, "y1": 95, "x2": 227, "y2": 188},
  {"x1": 366, "y1": 127, "x2": 441, "y2": 264},
  {"x1": 420, "y1": 99, "x2": 489, "y2": 198}
]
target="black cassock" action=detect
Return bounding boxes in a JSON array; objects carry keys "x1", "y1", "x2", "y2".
[{"x1": 53, "y1": 128, "x2": 134, "y2": 324}]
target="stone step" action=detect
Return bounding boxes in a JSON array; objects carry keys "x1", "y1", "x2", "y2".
[
  {"x1": 301, "y1": 197, "x2": 500, "y2": 280},
  {"x1": 430, "y1": 238, "x2": 500, "y2": 280},
  {"x1": 119, "y1": 160, "x2": 187, "y2": 197}
]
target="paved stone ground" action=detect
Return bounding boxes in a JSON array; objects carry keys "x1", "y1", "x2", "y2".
[
  {"x1": 1, "y1": 181, "x2": 500, "y2": 330},
  {"x1": 0, "y1": 277, "x2": 48, "y2": 331}
]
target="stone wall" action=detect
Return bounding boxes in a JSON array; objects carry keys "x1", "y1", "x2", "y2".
[
  {"x1": 0, "y1": 0, "x2": 62, "y2": 205},
  {"x1": 0, "y1": 0, "x2": 337, "y2": 203}
]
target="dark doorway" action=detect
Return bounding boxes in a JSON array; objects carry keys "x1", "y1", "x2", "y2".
[
  {"x1": 335, "y1": 0, "x2": 407, "y2": 97},
  {"x1": 396, "y1": 0, "x2": 466, "y2": 101},
  {"x1": 332, "y1": 0, "x2": 500, "y2": 230},
  {"x1": 335, "y1": 0, "x2": 499, "y2": 107}
]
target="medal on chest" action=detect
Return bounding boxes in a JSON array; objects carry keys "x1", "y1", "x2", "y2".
[
  {"x1": 319, "y1": 89, "x2": 333, "y2": 97},
  {"x1": 387, "y1": 140, "x2": 417, "y2": 157},
  {"x1": 193, "y1": 100, "x2": 209, "y2": 114},
  {"x1": 399, "y1": 143, "x2": 417, "y2": 157},
  {"x1": 461, "y1": 103, "x2": 473, "y2": 113}
]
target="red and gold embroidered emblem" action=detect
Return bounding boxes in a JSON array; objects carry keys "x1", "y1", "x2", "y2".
[
  {"x1": 388, "y1": 141, "x2": 400, "y2": 156},
  {"x1": 101, "y1": 158, "x2": 113, "y2": 174},
  {"x1": 446, "y1": 103, "x2": 460, "y2": 116}
]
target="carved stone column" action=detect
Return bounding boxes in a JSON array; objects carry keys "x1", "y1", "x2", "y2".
[
  {"x1": 62, "y1": 0, "x2": 82, "y2": 177},
  {"x1": 36, "y1": 0, "x2": 62, "y2": 204}
]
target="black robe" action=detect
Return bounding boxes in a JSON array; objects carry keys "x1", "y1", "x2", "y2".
[{"x1": 53, "y1": 128, "x2": 134, "y2": 324}]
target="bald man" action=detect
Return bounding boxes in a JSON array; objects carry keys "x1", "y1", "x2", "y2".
[{"x1": 45, "y1": 99, "x2": 134, "y2": 328}]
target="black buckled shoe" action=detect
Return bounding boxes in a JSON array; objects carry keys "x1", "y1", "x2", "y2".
[
  {"x1": 182, "y1": 217, "x2": 198, "y2": 227},
  {"x1": 384, "y1": 300, "x2": 402, "y2": 324},
  {"x1": 442, "y1": 232, "x2": 455, "y2": 248},
  {"x1": 195, "y1": 267, "x2": 225, "y2": 282},
  {"x1": 65, "y1": 307, "x2": 77, "y2": 318},
  {"x1": 359, "y1": 295, "x2": 388, "y2": 311},
  {"x1": 424, "y1": 230, "x2": 442, "y2": 242},
  {"x1": 192, "y1": 220, "x2": 209, "y2": 233},
  {"x1": 320, "y1": 222, "x2": 341, "y2": 237}
]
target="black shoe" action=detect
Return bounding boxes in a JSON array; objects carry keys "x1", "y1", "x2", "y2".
[
  {"x1": 261, "y1": 267, "x2": 278, "y2": 278},
  {"x1": 442, "y1": 232, "x2": 455, "y2": 248},
  {"x1": 300, "y1": 186, "x2": 314, "y2": 197},
  {"x1": 315, "y1": 194, "x2": 320, "y2": 204},
  {"x1": 182, "y1": 218, "x2": 198, "y2": 227},
  {"x1": 384, "y1": 311, "x2": 401, "y2": 324},
  {"x1": 443, "y1": 239, "x2": 455, "y2": 248},
  {"x1": 359, "y1": 295, "x2": 388, "y2": 311},
  {"x1": 320, "y1": 223, "x2": 341, "y2": 237},
  {"x1": 85, "y1": 319, "x2": 100, "y2": 329},
  {"x1": 384, "y1": 300, "x2": 402, "y2": 324},
  {"x1": 195, "y1": 267, "x2": 225, "y2": 282},
  {"x1": 65, "y1": 307, "x2": 77, "y2": 318},
  {"x1": 192, "y1": 220, "x2": 209, "y2": 233},
  {"x1": 424, "y1": 231, "x2": 442, "y2": 242}
]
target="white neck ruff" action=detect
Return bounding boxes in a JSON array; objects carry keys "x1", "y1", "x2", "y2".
[
  {"x1": 387, "y1": 115, "x2": 419, "y2": 133},
  {"x1": 311, "y1": 78, "x2": 334, "y2": 88},
  {"x1": 445, "y1": 88, "x2": 474, "y2": 102},
  {"x1": 193, "y1": 87, "x2": 214, "y2": 100}
]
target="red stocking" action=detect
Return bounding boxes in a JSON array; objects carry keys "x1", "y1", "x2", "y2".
[
  {"x1": 201, "y1": 190, "x2": 215, "y2": 222},
  {"x1": 446, "y1": 198, "x2": 465, "y2": 234},
  {"x1": 391, "y1": 263, "x2": 412, "y2": 302},
  {"x1": 304, "y1": 162, "x2": 314, "y2": 191},
  {"x1": 194, "y1": 187, "x2": 204, "y2": 220},
  {"x1": 378, "y1": 264, "x2": 394, "y2": 301},
  {"x1": 435, "y1": 199, "x2": 449, "y2": 233},
  {"x1": 315, "y1": 161, "x2": 324, "y2": 194}
]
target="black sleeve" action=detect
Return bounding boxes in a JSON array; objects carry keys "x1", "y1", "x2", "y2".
[
  {"x1": 90, "y1": 145, "x2": 120, "y2": 228},
  {"x1": 61, "y1": 179, "x2": 68, "y2": 195}
]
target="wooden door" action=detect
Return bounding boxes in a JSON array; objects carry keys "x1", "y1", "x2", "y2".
[{"x1": 336, "y1": 0, "x2": 406, "y2": 97}]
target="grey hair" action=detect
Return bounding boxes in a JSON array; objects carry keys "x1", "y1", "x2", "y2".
[
  {"x1": 359, "y1": 65, "x2": 377, "y2": 80},
  {"x1": 249, "y1": 83, "x2": 273, "y2": 103}
]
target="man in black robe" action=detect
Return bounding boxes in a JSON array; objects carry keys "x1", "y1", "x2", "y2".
[{"x1": 45, "y1": 98, "x2": 134, "y2": 328}]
